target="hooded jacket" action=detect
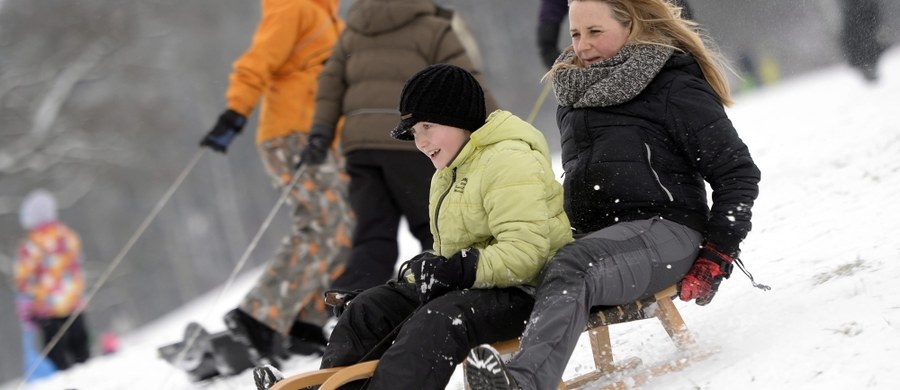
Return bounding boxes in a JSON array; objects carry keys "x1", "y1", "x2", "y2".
[
  {"x1": 313, "y1": 0, "x2": 496, "y2": 153},
  {"x1": 225, "y1": 0, "x2": 342, "y2": 144},
  {"x1": 429, "y1": 110, "x2": 573, "y2": 288}
]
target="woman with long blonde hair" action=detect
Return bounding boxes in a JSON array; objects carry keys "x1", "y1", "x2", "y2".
[{"x1": 466, "y1": 1, "x2": 761, "y2": 389}]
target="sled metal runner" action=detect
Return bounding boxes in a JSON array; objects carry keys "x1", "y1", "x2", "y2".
[{"x1": 268, "y1": 285, "x2": 708, "y2": 390}]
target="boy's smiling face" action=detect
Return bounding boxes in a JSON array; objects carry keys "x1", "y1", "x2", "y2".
[{"x1": 411, "y1": 121, "x2": 470, "y2": 169}]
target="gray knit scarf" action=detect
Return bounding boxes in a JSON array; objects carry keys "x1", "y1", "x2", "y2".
[{"x1": 551, "y1": 43, "x2": 674, "y2": 108}]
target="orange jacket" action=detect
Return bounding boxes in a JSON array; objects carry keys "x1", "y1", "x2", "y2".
[{"x1": 226, "y1": 0, "x2": 343, "y2": 144}]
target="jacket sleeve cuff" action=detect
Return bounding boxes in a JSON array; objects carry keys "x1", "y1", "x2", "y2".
[
  {"x1": 706, "y1": 235, "x2": 741, "y2": 259},
  {"x1": 457, "y1": 248, "x2": 479, "y2": 289}
]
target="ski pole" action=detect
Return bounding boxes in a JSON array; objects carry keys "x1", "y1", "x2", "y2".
[
  {"x1": 17, "y1": 148, "x2": 206, "y2": 389},
  {"x1": 526, "y1": 81, "x2": 552, "y2": 125},
  {"x1": 159, "y1": 162, "x2": 311, "y2": 387}
]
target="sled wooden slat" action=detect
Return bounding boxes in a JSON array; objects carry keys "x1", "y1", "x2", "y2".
[
  {"x1": 561, "y1": 285, "x2": 705, "y2": 390},
  {"x1": 269, "y1": 366, "x2": 343, "y2": 390},
  {"x1": 596, "y1": 351, "x2": 712, "y2": 390},
  {"x1": 490, "y1": 338, "x2": 521, "y2": 355},
  {"x1": 564, "y1": 357, "x2": 642, "y2": 389},
  {"x1": 270, "y1": 339, "x2": 522, "y2": 390},
  {"x1": 318, "y1": 360, "x2": 378, "y2": 390}
]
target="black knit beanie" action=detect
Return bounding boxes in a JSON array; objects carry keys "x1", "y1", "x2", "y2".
[{"x1": 391, "y1": 64, "x2": 486, "y2": 141}]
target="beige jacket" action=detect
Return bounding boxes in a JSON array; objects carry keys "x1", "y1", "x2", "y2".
[{"x1": 312, "y1": 0, "x2": 497, "y2": 153}]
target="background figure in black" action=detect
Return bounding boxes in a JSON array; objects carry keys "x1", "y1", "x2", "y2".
[
  {"x1": 536, "y1": 0, "x2": 569, "y2": 69},
  {"x1": 840, "y1": 0, "x2": 886, "y2": 82},
  {"x1": 536, "y1": 0, "x2": 693, "y2": 68}
]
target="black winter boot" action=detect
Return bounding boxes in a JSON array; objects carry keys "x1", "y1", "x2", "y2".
[
  {"x1": 253, "y1": 364, "x2": 284, "y2": 390},
  {"x1": 287, "y1": 320, "x2": 327, "y2": 356},
  {"x1": 466, "y1": 344, "x2": 520, "y2": 390},
  {"x1": 172, "y1": 322, "x2": 219, "y2": 381},
  {"x1": 223, "y1": 309, "x2": 281, "y2": 368}
]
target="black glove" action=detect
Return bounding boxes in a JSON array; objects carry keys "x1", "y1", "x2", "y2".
[
  {"x1": 299, "y1": 124, "x2": 336, "y2": 168},
  {"x1": 410, "y1": 249, "x2": 479, "y2": 304},
  {"x1": 200, "y1": 109, "x2": 246, "y2": 153},
  {"x1": 537, "y1": 21, "x2": 562, "y2": 68}
]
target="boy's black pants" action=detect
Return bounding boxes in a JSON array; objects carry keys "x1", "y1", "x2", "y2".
[{"x1": 321, "y1": 282, "x2": 533, "y2": 389}]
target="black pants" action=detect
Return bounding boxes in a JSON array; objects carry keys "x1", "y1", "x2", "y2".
[
  {"x1": 841, "y1": 0, "x2": 884, "y2": 70},
  {"x1": 35, "y1": 315, "x2": 90, "y2": 370},
  {"x1": 321, "y1": 282, "x2": 534, "y2": 390},
  {"x1": 332, "y1": 150, "x2": 434, "y2": 291}
]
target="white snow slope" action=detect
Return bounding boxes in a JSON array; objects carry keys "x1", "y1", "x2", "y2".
[{"x1": 4, "y1": 48, "x2": 900, "y2": 390}]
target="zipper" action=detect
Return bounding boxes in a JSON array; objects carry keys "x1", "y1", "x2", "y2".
[
  {"x1": 645, "y1": 143, "x2": 674, "y2": 202},
  {"x1": 432, "y1": 168, "x2": 457, "y2": 254}
]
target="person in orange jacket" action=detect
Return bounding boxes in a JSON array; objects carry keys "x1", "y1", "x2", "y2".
[
  {"x1": 15, "y1": 189, "x2": 91, "y2": 371},
  {"x1": 199, "y1": 0, "x2": 354, "y2": 366}
]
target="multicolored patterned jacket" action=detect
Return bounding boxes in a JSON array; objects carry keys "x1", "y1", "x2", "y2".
[{"x1": 15, "y1": 221, "x2": 85, "y2": 319}]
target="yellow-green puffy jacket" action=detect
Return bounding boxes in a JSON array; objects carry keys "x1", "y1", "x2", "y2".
[{"x1": 429, "y1": 110, "x2": 573, "y2": 288}]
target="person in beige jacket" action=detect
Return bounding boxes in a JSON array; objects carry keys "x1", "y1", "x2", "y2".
[{"x1": 299, "y1": 0, "x2": 497, "y2": 292}]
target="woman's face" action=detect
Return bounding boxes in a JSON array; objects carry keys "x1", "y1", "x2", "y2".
[
  {"x1": 411, "y1": 121, "x2": 470, "y2": 169},
  {"x1": 569, "y1": 1, "x2": 631, "y2": 66}
]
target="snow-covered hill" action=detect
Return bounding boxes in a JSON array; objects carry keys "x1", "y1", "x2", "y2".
[{"x1": 5, "y1": 48, "x2": 900, "y2": 390}]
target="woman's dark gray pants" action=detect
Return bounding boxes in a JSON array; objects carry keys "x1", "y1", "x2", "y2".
[{"x1": 507, "y1": 218, "x2": 702, "y2": 390}]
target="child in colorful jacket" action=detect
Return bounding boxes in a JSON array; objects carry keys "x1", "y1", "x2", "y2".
[{"x1": 15, "y1": 189, "x2": 90, "y2": 370}]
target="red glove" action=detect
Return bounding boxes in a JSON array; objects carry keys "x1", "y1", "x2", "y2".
[{"x1": 679, "y1": 243, "x2": 734, "y2": 305}]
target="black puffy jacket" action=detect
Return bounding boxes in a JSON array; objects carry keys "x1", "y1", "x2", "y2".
[{"x1": 558, "y1": 53, "x2": 760, "y2": 256}]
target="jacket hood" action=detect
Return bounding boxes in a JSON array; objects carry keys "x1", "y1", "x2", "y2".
[
  {"x1": 346, "y1": 0, "x2": 436, "y2": 35},
  {"x1": 450, "y1": 110, "x2": 552, "y2": 169},
  {"x1": 663, "y1": 52, "x2": 703, "y2": 78},
  {"x1": 20, "y1": 189, "x2": 58, "y2": 230}
]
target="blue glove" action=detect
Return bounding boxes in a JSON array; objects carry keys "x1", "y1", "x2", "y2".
[
  {"x1": 410, "y1": 249, "x2": 479, "y2": 304},
  {"x1": 200, "y1": 109, "x2": 246, "y2": 153}
]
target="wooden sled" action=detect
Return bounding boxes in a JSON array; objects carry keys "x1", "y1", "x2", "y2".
[
  {"x1": 271, "y1": 285, "x2": 705, "y2": 390},
  {"x1": 559, "y1": 285, "x2": 710, "y2": 389},
  {"x1": 268, "y1": 343, "x2": 519, "y2": 390}
]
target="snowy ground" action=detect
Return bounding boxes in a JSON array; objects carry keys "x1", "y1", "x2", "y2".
[{"x1": 4, "y1": 48, "x2": 900, "y2": 389}]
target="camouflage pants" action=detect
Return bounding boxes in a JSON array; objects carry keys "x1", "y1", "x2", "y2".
[{"x1": 239, "y1": 133, "x2": 355, "y2": 334}]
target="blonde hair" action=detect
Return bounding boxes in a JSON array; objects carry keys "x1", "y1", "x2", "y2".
[{"x1": 548, "y1": 0, "x2": 734, "y2": 106}]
